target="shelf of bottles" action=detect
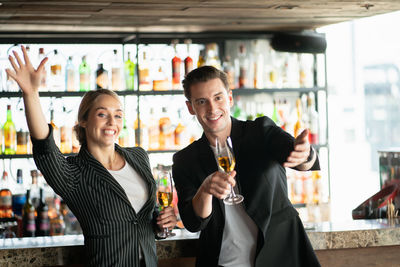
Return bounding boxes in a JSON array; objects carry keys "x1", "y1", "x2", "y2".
[{"x1": 0, "y1": 34, "x2": 329, "y2": 224}]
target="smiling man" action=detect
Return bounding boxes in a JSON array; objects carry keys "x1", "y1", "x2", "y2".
[{"x1": 172, "y1": 66, "x2": 321, "y2": 267}]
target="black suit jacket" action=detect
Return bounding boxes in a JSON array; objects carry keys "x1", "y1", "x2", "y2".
[
  {"x1": 172, "y1": 117, "x2": 321, "y2": 267},
  {"x1": 32, "y1": 125, "x2": 159, "y2": 267}
]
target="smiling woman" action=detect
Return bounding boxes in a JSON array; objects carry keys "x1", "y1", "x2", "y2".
[{"x1": 5, "y1": 45, "x2": 177, "y2": 267}]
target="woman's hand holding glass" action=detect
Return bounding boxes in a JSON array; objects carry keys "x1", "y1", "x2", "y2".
[{"x1": 156, "y1": 171, "x2": 176, "y2": 238}]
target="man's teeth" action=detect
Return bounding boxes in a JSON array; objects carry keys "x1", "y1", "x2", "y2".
[{"x1": 208, "y1": 116, "x2": 220, "y2": 121}]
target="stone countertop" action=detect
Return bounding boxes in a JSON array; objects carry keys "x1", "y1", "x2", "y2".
[{"x1": 1, "y1": 219, "x2": 400, "y2": 251}]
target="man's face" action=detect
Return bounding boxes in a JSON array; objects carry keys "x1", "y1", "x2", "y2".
[{"x1": 186, "y1": 78, "x2": 233, "y2": 139}]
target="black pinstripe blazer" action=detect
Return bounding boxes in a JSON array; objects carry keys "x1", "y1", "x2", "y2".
[{"x1": 32, "y1": 125, "x2": 158, "y2": 267}]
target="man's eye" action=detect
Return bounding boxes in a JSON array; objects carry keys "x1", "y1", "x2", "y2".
[
  {"x1": 115, "y1": 115, "x2": 122, "y2": 119},
  {"x1": 197, "y1": 100, "x2": 206, "y2": 105},
  {"x1": 215, "y1": 96, "x2": 222, "y2": 101}
]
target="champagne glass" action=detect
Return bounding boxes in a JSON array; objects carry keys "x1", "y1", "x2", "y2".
[
  {"x1": 156, "y1": 171, "x2": 176, "y2": 238},
  {"x1": 215, "y1": 137, "x2": 244, "y2": 205}
]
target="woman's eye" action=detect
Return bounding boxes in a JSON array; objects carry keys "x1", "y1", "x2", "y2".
[
  {"x1": 97, "y1": 113, "x2": 105, "y2": 117},
  {"x1": 115, "y1": 115, "x2": 122, "y2": 119}
]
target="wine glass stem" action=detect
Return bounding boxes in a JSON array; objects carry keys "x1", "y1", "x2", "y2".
[{"x1": 229, "y1": 185, "x2": 236, "y2": 198}]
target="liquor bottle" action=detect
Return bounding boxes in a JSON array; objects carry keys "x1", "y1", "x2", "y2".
[
  {"x1": 118, "y1": 120, "x2": 129, "y2": 147},
  {"x1": 0, "y1": 128, "x2": 2, "y2": 154},
  {"x1": 16, "y1": 130, "x2": 28, "y2": 154},
  {"x1": 205, "y1": 43, "x2": 221, "y2": 69},
  {"x1": 79, "y1": 55, "x2": 91, "y2": 91},
  {"x1": 184, "y1": 39, "x2": 193, "y2": 76},
  {"x1": 96, "y1": 63, "x2": 109, "y2": 89},
  {"x1": 36, "y1": 188, "x2": 50, "y2": 236},
  {"x1": 72, "y1": 121, "x2": 80, "y2": 153},
  {"x1": 222, "y1": 56, "x2": 235, "y2": 90},
  {"x1": 236, "y1": 44, "x2": 249, "y2": 88},
  {"x1": 0, "y1": 171, "x2": 13, "y2": 218},
  {"x1": 147, "y1": 108, "x2": 159, "y2": 150},
  {"x1": 293, "y1": 98, "x2": 305, "y2": 138},
  {"x1": 61, "y1": 199, "x2": 81, "y2": 235},
  {"x1": 12, "y1": 169, "x2": 26, "y2": 218},
  {"x1": 30, "y1": 170, "x2": 41, "y2": 210},
  {"x1": 49, "y1": 49, "x2": 63, "y2": 91},
  {"x1": 197, "y1": 49, "x2": 205, "y2": 68},
  {"x1": 50, "y1": 195, "x2": 65, "y2": 236},
  {"x1": 174, "y1": 110, "x2": 186, "y2": 149},
  {"x1": 158, "y1": 107, "x2": 174, "y2": 150},
  {"x1": 111, "y1": 49, "x2": 122, "y2": 91},
  {"x1": 38, "y1": 47, "x2": 47, "y2": 91},
  {"x1": 153, "y1": 65, "x2": 169, "y2": 91},
  {"x1": 271, "y1": 99, "x2": 282, "y2": 128},
  {"x1": 50, "y1": 109, "x2": 61, "y2": 148},
  {"x1": 22, "y1": 189, "x2": 36, "y2": 237},
  {"x1": 124, "y1": 52, "x2": 135, "y2": 90},
  {"x1": 306, "y1": 93, "x2": 319, "y2": 144},
  {"x1": 134, "y1": 117, "x2": 148, "y2": 150},
  {"x1": 171, "y1": 39, "x2": 182, "y2": 90},
  {"x1": 3, "y1": 104, "x2": 16, "y2": 155},
  {"x1": 65, "y1": 56, "x2": 76, "y2": 92},
  {"x1": 60, "y1": 124, "x2": 72, "y2": 154},
  {"x1": 138, "y1": 51, "x2": 151, "y2": 91}
]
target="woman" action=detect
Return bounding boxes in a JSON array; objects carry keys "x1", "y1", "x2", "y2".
[{"x1": 6, "y1": 46, "x2": 176, "y2": 267}]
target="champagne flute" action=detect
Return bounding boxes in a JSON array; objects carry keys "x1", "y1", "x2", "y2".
[
  {"x1": 215, "y1": 137, "x2": 244, "y2": 205},
  {"x1": 156, "y1": 171, "x2": 176, "y2": 238}
]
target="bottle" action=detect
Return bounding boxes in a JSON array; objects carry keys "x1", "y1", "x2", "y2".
[
  {"x1": 36, "y1": 188, "x2": 50, "y2": 236},
  {"x1": 134, "y1": 117, "x2": 148, "y2": 150},
  {"x1": 118, "y1": 120, "x2": 129, "y2": 147},
  {"x1": 306, "y1": 93, "x2": 319, "y2": 144},
  {"x1": 38, "y1": 48, "x2": 47, "y2": 91},
  {"x1": 30, "y1": 170, "x2": 41, "y2": 210},
  {"x1": 158, "y1": 107, "x2": 174, "y2": 150},
  {"x1": 223, "y1": 56, "x2": 235, "y2": 90},
  {"x1": 0, "y1": 171, "x2": 13, "y2": 218},
  {"x1": 50, "y1": 109, "x2": 61, "y2": 148},
  {"x1": 171, "y1": 39, "x2": 182, "y2": 90},
  {"x1": 111, "y1": 49, "x2": 122, "y2": 91},
  {"x1": 197, "y1": 49, "x2": 205, "y2": 68},
  {"x1": 0, "y1": 128, "x2": 2, "y2": 154},
  {"x1": 16, "y1": 130, "x2": 28, "y2": 154},
  {"x1": 184, "y1": 39, "x2": 193, "y2": 76},
  {"x1": 12, "y1": 169, "x2": 26, "y2": 218},
  {"x1": 138, "y1": 51, "x2": 151, "y2": 91},
  {"x1": 72, "y1": 120, "x2": 80, "y2": 153},
  {"x1": 65, "y1": 56, "x2": 76, "y2": 91},
  {"x1": 3, "y1": 104, "x2": 16, "y2": 155},
  {"x1": 174, "y1": 110, "x2": 186, "y2": 149},
  {"x1": 236, "y1": 44, "x2": 249, "y2": 88},
  {"x1": 79, "y1": 55, "x2": 91, "y2": 91},
  {"x1": 96, "y1": 63, "x2": 109, "y2": 89},
  {"x1": 60, "y1": 124, "x2": 72, "y2": 154},
  {"x1": 124, "y1": 52, "x2": 135, "y2": 90},
  {"x1": 294, "y1": 98, "x2": 305, "y2": 138},
  {"x1": 61, "y1": 199, "x2": 81, "y2": 235},
  {"x1": 271, "y1": 99, "x2": 282, "y2": 128},
  {"x1": 49, "y1": 49, "x2": 63, "y2": 91},
  {"x1": 147, "y1": 108, "x2": 159, "y2": 150},
  {"x1": 22, "y1": 189, "x2": 36, "y2": 237},
  {"x1": 205, "y1": 43, "x2": 221, "y2": 69},
  {"x1": 152, "y1": 65, "x2": 169, "y2": 91},
  {"x1": 50, "y1": 195, "x2": 65, "y2": 236}
]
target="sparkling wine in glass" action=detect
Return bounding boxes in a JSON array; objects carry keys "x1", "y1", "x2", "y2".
[
  {"x1": 156, "y1": 171, "x2": 176, "y2": 238},
  {"x1": 215, "y1": 137, "x2": 244, "y2": 205}
]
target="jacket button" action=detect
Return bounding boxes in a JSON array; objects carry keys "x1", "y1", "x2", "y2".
[{"x1": 132, "y1": 220, "x2": 138, "y2": 225}]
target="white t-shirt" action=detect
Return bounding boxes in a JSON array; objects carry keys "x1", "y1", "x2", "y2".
[
  {"x1": 210, "y1": 145, "x2": 259, "y2": 267},
  {"x1": 108, "y1": 162, "x2": 149, "y2": 213}
]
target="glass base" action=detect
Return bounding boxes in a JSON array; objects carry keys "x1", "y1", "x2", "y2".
[
  {"x1": 157, "y1": 229, "x2": 176, "y2": 238},
  {"x1": 223, "y1": 194, "x2": 244, "y2": 205}
]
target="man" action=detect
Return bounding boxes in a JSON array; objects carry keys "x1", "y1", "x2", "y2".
[{"x1": 172, "y1": 66, "x2": 321, "y2": 267}]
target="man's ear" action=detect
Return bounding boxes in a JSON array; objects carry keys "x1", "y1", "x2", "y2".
[{"x1": 186, "y1": 100, "x2": 195, "y2": 115}]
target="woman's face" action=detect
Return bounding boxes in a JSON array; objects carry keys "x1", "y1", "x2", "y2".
[{"x1": 80, "y1": 94, "x2": 123, "y2": 148}]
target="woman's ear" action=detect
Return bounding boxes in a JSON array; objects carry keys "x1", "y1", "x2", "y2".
[{"x1": 80, "y1": 121, "x2": 87, "y2": 128}]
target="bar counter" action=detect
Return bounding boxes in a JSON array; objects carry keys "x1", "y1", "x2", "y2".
[{"x1": 1, "y1": 219, "x2": 400, "y2": 266}]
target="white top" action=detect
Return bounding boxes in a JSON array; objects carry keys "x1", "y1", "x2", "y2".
[
  {"x1": 108, "y1": 162, "x2": 149, "y2": 213},
  {"x1": 209, "y1": 145, "x2": 259, "y2": 267}
]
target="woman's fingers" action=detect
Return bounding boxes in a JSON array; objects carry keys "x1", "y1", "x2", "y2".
[
  {"x1": 37, "y1": 57, "x2": 48, "y2": 72},
  {"x1": 8, "y1": 55, "x2": 19, "y2": 72},
  {"x1": 21, "y1": 45, "x2": 34, "y2": 70},
  {"x1": 12, "y1": 50, "x2": 24, "y2": 69}
]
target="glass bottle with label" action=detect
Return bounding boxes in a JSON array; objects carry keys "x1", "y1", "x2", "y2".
[
  {"x1": 60, "y1": 124, "x2": 72, "y2": 154},
  {"x1": 50, "y1": 109, "x2": 61, "y2": 148},
  {"x1": 23, "y1": 189, "x2": 36, "y2": 237},
  {"x1": 306, "y1": 93, "x2": 319, "y2": 144},
  {"x1": 184, "y1": 39, "x2": 193, "y2": 76},
  {"x1": 3, "y1": 104, "x2": 16, "y2": 155},
  {"x1": 65, "y1": 56, "x2": 76, "y2": 92},
  {"x1": 96, "y1": 63, "x2": 109, "y2": 89},
  {"x1": 12, "y1": 169, "x2": 26, "y2": 218},
  {"x1": 111, "y1": 49, "x2": 122, "y2": 91},
  {"x1": 171, "y1": 39, "x2": 182, "y2": 90},
  {"x1": 36, "y1": 188, "x2": 50, "y2": 236},
  {"x1": 124, "y1": 52, "x2": 135, "y2": 90},
  {"x1": 223, "y1": 56, "x2": 235, "y2": 90},
  {"x1": 139, "y1": 51, "x2": 151, "y2": 91},
  {"x1": 16, "y1": 129, "x2": 28, "y2": 154},
  {"x1": 0, "y1": 171, "x2": 13, "y2": 218},
  {"x1": 236, "y1": 44, "x2": 249, "y2": 88},
  {"x1": 79, "y1": 55, "x2": 91, "y2": 91},
  {"x1": 148, "y1": 107, "x2": 160, "y2": 150},
  {"x1": 158, "y1": 107, "x2": 174, "y2": 150},
  {"x1": 30, "y1": 170, "x2": 41, "y2": 210},
  {"x1": 205, "y1": 43, "x2": 221, "y2": 69},
  {"x1": 50, "y1": 195, "x2": 65, "y2": 236},
  {"x1": 49, "y1": 49, "x2": 64, "y2": 91},
  {"x1": 118, "y1": 120, "x2": 129, "y2": 147},
  {"x1": 38, "y1": 48, "x2": 47, "y2": 91},
  {"x1": 294, "y1": 98, "x2": 305, "y2": 138}
]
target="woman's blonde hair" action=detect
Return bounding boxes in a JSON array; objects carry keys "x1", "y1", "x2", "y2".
[{"x1": 73, "y1": 89, "x2": 121, "y2": 145}]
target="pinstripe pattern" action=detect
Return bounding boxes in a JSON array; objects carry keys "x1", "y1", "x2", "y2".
[{"x1": 32, "y1": 125, "x2": 158, "y2": 267}]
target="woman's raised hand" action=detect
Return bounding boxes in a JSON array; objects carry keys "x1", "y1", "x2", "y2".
[{"x1": 6, "y1": 45, "x2": 48, "y2": 95}]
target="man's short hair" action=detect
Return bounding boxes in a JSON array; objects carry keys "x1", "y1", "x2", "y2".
[{"x1": 182, "y1": 66, "x2": 230, "y2": 101}]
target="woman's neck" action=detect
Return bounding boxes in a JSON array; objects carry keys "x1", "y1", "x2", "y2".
[{"x1": 87, "y1": 143, "x2": 124, "y2": 171}]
